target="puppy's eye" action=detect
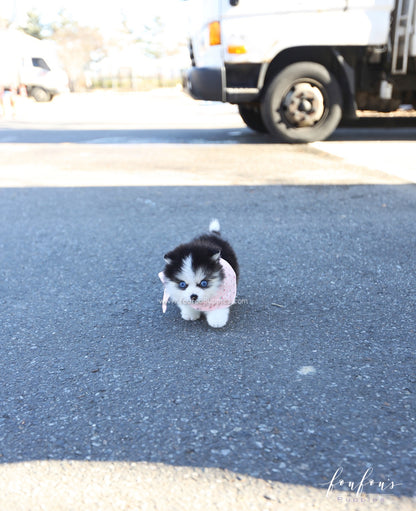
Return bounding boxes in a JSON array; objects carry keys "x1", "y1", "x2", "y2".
[
  {"x1": 178, "y1": 281, "x2": 188, "y2": 289},
  {"x1": 199, "y1": 280, "x2": 208, "y2": 288}
]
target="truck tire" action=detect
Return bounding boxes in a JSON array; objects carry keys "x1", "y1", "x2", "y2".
[
  {"x1": 238, "y1": 104, "x2": 268, "y2": 133},
  {"x1": 31, "y1": 87, "x2": 53, "y2": 102},
  {"x1": 260, "y1": 62, "x2": 343, "y2": 143}
]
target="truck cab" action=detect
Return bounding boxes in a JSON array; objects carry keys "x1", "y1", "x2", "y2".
[
  {"x1": 0, "y1": 29, "x2": 69, "y2": 103},
  {"x1": 21, "y1": 55, "x2": 69, "y2": 102},
  {"x1": 184, "y1": 0, "x2": 416, "y2": 142}
]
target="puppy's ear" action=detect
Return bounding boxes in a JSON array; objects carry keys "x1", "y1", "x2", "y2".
[
  {"x1": 164, "y1": 252, "x2": 174, "y2": 264},
  {"x1": 210, "y1": 251, "x2": 221, "y2": 262}
]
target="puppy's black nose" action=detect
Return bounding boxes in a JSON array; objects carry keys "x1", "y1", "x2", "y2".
[{"x1": 190, "y1": 294, "x2": 198, "y2": 302}]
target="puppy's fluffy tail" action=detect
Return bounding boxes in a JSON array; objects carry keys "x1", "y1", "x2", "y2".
[{"x1": 209, "y1": 218, "x2": 221, "y2": 236}]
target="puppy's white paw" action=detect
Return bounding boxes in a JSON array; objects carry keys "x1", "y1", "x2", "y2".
[
  {"x1": 180, "y1": 306, "x2": 201, "y2": 321},
  {"x1": 206, "y1": 308, "x2": 229, "y2": 328}
]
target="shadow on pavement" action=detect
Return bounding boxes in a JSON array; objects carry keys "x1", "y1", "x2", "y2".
[{"x1": 0, "y1": 119, "x2": 416, "y2": 144}]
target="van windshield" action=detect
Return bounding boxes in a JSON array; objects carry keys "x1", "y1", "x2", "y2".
[{"x1": 32, "y1": 58, "x2": 50, "y2": 71}]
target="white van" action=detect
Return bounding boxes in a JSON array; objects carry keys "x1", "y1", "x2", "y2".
[
  {"x1": 20, "y1": 55, "x2": 69, "y2": 102},
  {"x1": 184, "y1": 0, "x2": 416, "y2": 142},
  {"x1": 0, "y1": 29, "x2": 69, "y2": 102}
]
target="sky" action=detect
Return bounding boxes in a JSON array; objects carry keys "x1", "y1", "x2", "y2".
[{"x1": 1, "y1": 0, "x2": 189, "y2": 38}]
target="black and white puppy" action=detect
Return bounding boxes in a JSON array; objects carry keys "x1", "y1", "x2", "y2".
[{"x1": 159, "y1": 220, "x2": 239, "y2": 328}]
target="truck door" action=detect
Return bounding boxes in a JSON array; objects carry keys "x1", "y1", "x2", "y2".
[
  {"x1": 345, "y1": 0, "x2": 395, "y2": 9},
  {"x1": 220, "y1": 0, "x2": 346, "y2": 17}
]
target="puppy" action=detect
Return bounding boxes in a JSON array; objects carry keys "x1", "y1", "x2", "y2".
[{"x1": 159, "y1": 219, "x2": 239, "y2": 328}]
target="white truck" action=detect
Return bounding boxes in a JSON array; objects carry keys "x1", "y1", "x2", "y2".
[
  {"x1": 184, "y1": 0, "x2": 416, "y2": 142},
  {"x1": 0, "y1": 29, "x2": 69, "y2": 102}
]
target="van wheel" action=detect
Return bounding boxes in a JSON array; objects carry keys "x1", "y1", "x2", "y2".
[
  {"x1": 238, "y1": 104, "x2": 268, "y2": 133},
  {"x1": 260, "y1": 62, "x2": 343, "y2": 143},
  {"x1": 31, "y1": 87, "x2": 52, "y2": 102}
]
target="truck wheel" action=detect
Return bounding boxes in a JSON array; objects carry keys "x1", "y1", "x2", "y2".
[
  {"x1": 31, "y1": 87, "x2": 52, "y2": 102},
  {"x1": 238, "y1": 104, "x2": 268, "y2": 133},
  {"x1": 260, "y1": 62, "x2": 343, "y2": 143}
]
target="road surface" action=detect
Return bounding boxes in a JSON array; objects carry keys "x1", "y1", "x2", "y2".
[{"x1": 0, "y1": 90, "x2": 415, "y2": 510}]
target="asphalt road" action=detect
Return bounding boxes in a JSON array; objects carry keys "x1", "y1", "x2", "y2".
[{"x1": 0, "y1": 90, "x2": 415, "y2": 510}]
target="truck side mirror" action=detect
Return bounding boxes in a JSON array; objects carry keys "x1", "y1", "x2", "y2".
[{"x1": 230, "y1": 0, "x2": 239, "y2": 5}]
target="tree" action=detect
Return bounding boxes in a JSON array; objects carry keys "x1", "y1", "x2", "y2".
[
  {"x1": 138, "y1": 16, "x2": 165, "y2": 59},
  {"x1": 50, "y1": 11, "x2": 105, "y2": 91},
  {"x1": 21, "y1": 10, "x2": 46, "y2": 39},
  {"x1": 0, "y1": 17, "x2": 9, "y2": 29}
]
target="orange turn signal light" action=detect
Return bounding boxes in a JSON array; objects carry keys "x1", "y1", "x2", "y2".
[
  {"x1": 209, "y1": 21, "x2": 221, "y2": 46},
  {"x1": 228, "y1": 45, "x2": 247, "y2": 54}
]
